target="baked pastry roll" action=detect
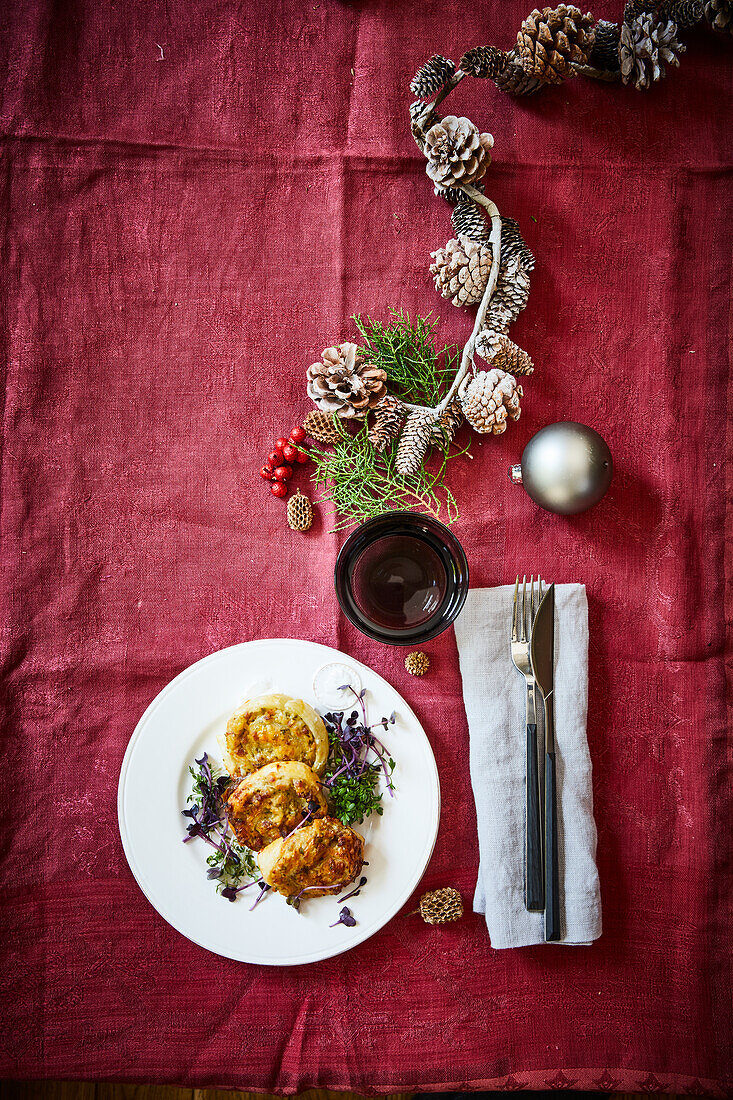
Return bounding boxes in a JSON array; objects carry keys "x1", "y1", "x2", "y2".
[
  {"x1": 257, "y1": 816, "x2": 364, "y2": 899},
  {"x1": 225, "y1": 761, "x2": 327, "y2": 852},
  {"x1": 221, "y1": 693, "x2": 329, "y2": 777}
]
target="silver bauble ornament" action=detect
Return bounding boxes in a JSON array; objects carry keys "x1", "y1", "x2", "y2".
[{"x1": 509, "y1": 422, "x2": 613, "y2": 515}]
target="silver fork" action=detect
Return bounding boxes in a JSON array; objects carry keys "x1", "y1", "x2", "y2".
[{"x1": 511, "y1": 575, "x2": 545, "y2": 911}]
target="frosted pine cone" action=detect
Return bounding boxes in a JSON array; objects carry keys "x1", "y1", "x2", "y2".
[
  {"x1": 459, "y1": 45, "x2": 509, "y2": 78},
  {"x1": 588, "y1": 19, "x2": 622, "y2": 71},
  {"x1": 500, "y1": 218, "x2": 536, "y2": 272},
  {"x1": 424, "y1": 115, "x2": 494, "y2": 191},
  {"x1": 410, "y1": 55, "x2": 456, "y2": 99},
  {"x1": 459, "y1": 368, "x2": 523, "y2": 435},
  {"x1": 395, "y1": 410, "x2": 438, "y2": 476},
  {"x1": 493, "y1": 257, "x2": 532, "y2": 322},
  {"x1": 482, "y1": 301, "x2": 516, "y2": 336},
  {"x1": 368, "y1": 395, "x2": 404, "y2": 453},
  {"x1": 431, "y1": 398, "x2": 463, "y2": 444},
  {"x1": 704, "y1": 0, "x2": 733, "y2": 30},
  {"x1": 430, "y1": 236, "x2": 493, "y2": 308},
  {"x1": 307, "y1": 343, "x2": 387, "y2": 419},
  {"x1": 619, "y1": 13, "x2": 685, "y2": 89},
  {"x1": 516, "y1": 5, "x2": 596, "y2": 83},
  {"x1": 495, "y1": 50, "x2": 546, "y2": 94},
  {"x1": 475, "y1": 332, "x2": 535, "y2": 376}
]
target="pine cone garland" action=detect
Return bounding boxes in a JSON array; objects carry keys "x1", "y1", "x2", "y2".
[
  {"x1": 405, "y1": 651, "x2": 430, "y2": 676},
  {"x1": 307, "y1": 343, "x2": 387, "y2": 419},
  {"x1": 475, "y1": 332, "x2": 535, "y2": 375},
  {"x1": 588, "y1": 19, "x2": 622, "y2": 70},
  {"x1": 303, "y1": 409, "x2": 342, "y2": 445},
  {"x1": 495, "y1": 50, "x2": 546, "y2": 94},
  {"x1": 704, "y1": 0, "x2": 733, "y2": 30},
  {"x1": 395, "y1": 411, "x2": 437, "y2": 476},
  {"x1": 430, "y1": 236, "x2": 493, "y2": 308},
  {"x1": 501, "y1": 217, "x2": 536, "y2": 272},
  {"x1": 483, "y1": 301, "x2": 516, "y2": 336},
  {"x1": 286, "y1": 491, "x2": 314, "y2": 531},
  {"x1": 424, "y1": 115, "x2": 494, "y2": 190},
  {"x1": 459, "y1": 45, "x2": 509, "y2": 78},
  {"x1": 417, "y1": 887, "x2": 464, "y2": 924},
  {"x1": 452, "y1": 200, "x2": 490, "y2": 243},
  {"x1": 410, "y1": 55, "x2": 456, "y2": 99},
  {"x1": 368, "y1": 395, "x2": 405, "y2": 453},
  {"x1": 619, "y1": 13, "x2": 685, "y2": 89},
  {"x1": 659, "y1": 0, "x2": 703, "y2": 26},
  {"x1": 459, "y1": 368, "x2": 523, "y2": 434},
  {"x1": 516, "y1": 5, "x2": 596, "y2": 83}
]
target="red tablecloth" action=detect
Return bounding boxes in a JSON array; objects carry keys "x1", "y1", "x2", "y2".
[{"x1": 1, "y1": 0, "x2": 731, "y2": 1093}]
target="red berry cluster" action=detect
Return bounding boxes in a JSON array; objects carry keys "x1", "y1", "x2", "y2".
[{"x1": 260, "y1": 426, "x2": 309, "y2": 499}]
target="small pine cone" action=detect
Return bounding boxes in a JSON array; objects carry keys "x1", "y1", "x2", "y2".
[
  {"x1": 307, "y1": 342, "x2": 387, "y2": 418},
  {"x1": 418, "y1": 887, "x2": 463, "y2": 924},
  {"x1": 704, "y1": 0, "x2": 733, "y2": 30},
  {"x1": 368, "y1": 395, "x2": 404, "y2": 453},
  {"x1": 410, "y1": 54, "x2": 456, "y2": 99},
  {"x1": 304, "y1": 409, "x2": 342, "y2": 445},
  {"x1": 659, "y1": 0, "x2": 703, "y2": 25},
  {"x1": 405, "y1": 651, "x2": 430, "y2": 676},
  {"x1": 395, "y1": 411, "x2": 437, "y2": 476},
  {"x1": 459, "y1": 45, "x2": 509, "y2": 78},
  {"x1": 459, "y1": 368, "x2": 523, "y2": 435},
  {"x1": 588, "y1": 19, "x2": 622, "y2": 70},
  {"x1": 430, "y1": 235, "x2": 493, "y2": 308},
  {"x1": 494, "y1": 49, "x2": 546, "y2": 95},
  {"x1": 475, "y1": 332, "x2": 535, "y2": 376},
  {"x1": 516, "y1": 5, "x2": 597, "y2": 84},
  {"x1": 452, "y1": 200, "x2": 490, "y2": 243},
  {"x1": 619, "y1": 13, "x2": 685, "y2": 89},
  {"x1": 424, "y1": 115, "x2": 494, "y2": 191},
  {"x1": 500, "y1": 217, "x2": 536, "y2": 272},
  {"x1": 286, "y1": 490, "x2": 314, "y2": 531}
]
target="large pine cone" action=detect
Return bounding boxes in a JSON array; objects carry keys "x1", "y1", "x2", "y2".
[
  {"x1": 459, "y1": 46, "x2": 509, "y2": 78},
  {"x1": 410, "y1": 55, "x2": 456, "y2": 99},
  {"x1": 588, "y1": 19, "x2": 622, "y2": 70},
  {"x1": 430, "y1": 236, "x2": 493, "y2": 308},
  {"x1": 516, "y1": 5, "x2": 596, "y2": 83},
  {"x1": 619, "y1": 13, "x2": 685, "y2": 89},
  {"x1": 307, "y1": 343, "x2": 387, "y2": 419},
  {"x1": 424, "y1": 115, "x2": 494, "y2": 191},
  {"x1": 495, "y1": 49, "x2": 546, "y2": 94},
  {"x1": 459, "y1": 368, "x2": 523, "y2": 435},
  {"x1": 704, "y1": 0, "x2": 733, "y2": 30}
]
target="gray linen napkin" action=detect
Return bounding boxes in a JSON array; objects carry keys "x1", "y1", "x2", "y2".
[{"x1": 454, "y1": 583, "x2": 602, "y2": 948}]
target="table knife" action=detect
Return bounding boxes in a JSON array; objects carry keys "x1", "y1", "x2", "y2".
[{"x1": 530, "y1": 583, "x2": 561, "y2": 942}]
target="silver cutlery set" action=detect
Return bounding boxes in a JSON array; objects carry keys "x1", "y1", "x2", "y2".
[{"x1": 510, "y1": 576, "x2": 560, "y2": 942}]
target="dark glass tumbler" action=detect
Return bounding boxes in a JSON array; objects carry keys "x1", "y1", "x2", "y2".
[{"x1": 334, "y1": 512, "x2": 469, "y2": 645}]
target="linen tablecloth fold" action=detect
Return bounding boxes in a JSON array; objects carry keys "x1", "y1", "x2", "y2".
[{"x1": 454, "y1": 583, "x2": 601, "y2": 948}]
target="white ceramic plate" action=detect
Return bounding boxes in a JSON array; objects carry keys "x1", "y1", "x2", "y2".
[{"x1": 117, "y1": 639, "x2": 441, "y2": 965}]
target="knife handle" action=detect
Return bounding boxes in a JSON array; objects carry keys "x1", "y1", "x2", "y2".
[
  {"x1": 544, "y1": 750, "x2": 561, "y2": 942},
  {"x1": 525, "y1": 723, "x2": 544, "y2": 911}
]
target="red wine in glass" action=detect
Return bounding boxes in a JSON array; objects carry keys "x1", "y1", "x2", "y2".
[{"x1": 350, "y1": 535, "x2": 447, "y2": 629}]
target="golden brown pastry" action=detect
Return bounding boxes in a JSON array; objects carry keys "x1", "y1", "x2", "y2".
[
  {"x1": 224, "y1": 761, "x2": 327, "y2": 852},
  {"x1": 221, "y1": 693, "x2": 329, "y2": 777},
  {"x1": 257, "y1": 816, "x2": 365, "y2": 899}
]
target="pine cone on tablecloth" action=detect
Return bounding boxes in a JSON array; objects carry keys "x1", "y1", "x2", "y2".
[
  {"x1": 286, "y1": 491, "x2": 314, "y2": 531},
  {"x1": 659, "y1": 0, "x2": 703, "y2": 26},
  {"x1": 431, "y1": 398, "x2": 464, "y2": 444},
  {"x1": 368, "y1": 395, "x2": 405, "y2": 453},
  {"x1": 424, "y1": 115, "x2": 494, "y2": 191},
  {"x1": 410, "y1": 100, "x2": 438, "y2": 144},
  {"x1": 307, "y1": 343, "x2": 387, "y2": 419},
  {"x1": 405, "y1": 651, "x2": 430, "y2": 676},
  {"x1": 303, "y1": 409, "x2": 342, "y2": 445},
  {"x1": 483, "y1": 301, "x2": 516, "y2": 336},
  {"x1": 417, "y1": 887, "x2": 464, "y2": 924},
  {"x1": 410, "y1": 55, "x2": 456, "y2": 99},
  {"x1": 500, "y1": 218, "x2": 536, "y2": 272},
  {"x1": 395, "y1": 410, "x2": 438, "y2": 476},
  {"x1": 459, "y1": 45, "x2": 509, "y2": 78},
  {"x1": 619, "y1": 13, "x2": 685, "y2": 89},
  {"x1": 459, "y1": 368, "x2": 523, "y2": 435},
  {"x1": 430, "y1": 236, "x2": 493, "y2": 308},
  {"x1": 475, "y1": 332, "x2": 535, "y2": 376},
  {"x1": 704, "y1": 0, "x2": 733, "y2": 30},
  {"x1": 493, "y1": 257, "x2": 532, "y2": 322},
  {"x1": 623, "y1": 0, "x2": 655, "y2": 22},
  {"x1": 452, "y1": 200, "x2": 490, "y2": 243},
  {"x1": 495, "y1": 49, "x2": 546, "y2": 94},
  {"x1": 516, "y1": 5, "x2": 596, "y2": 84},
  {"x1": 588, "y1": 19, "x2": 622, "y2": 70}
]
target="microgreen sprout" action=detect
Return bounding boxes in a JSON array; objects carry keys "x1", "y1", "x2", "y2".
[
  {"x1": 321, "y1": 688, "x2": 396, "y2": 827},
  {"x1": 339, "y1": 877, "x2": 367, "y2": 903},
  {"x1": 330, "y1": 906, "x2": 357, "y2": 929}
]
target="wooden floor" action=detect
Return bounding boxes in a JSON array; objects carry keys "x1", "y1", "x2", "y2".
[{"x1": 0, "y1": 1083, "x2": 695, "y2": 1100}]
